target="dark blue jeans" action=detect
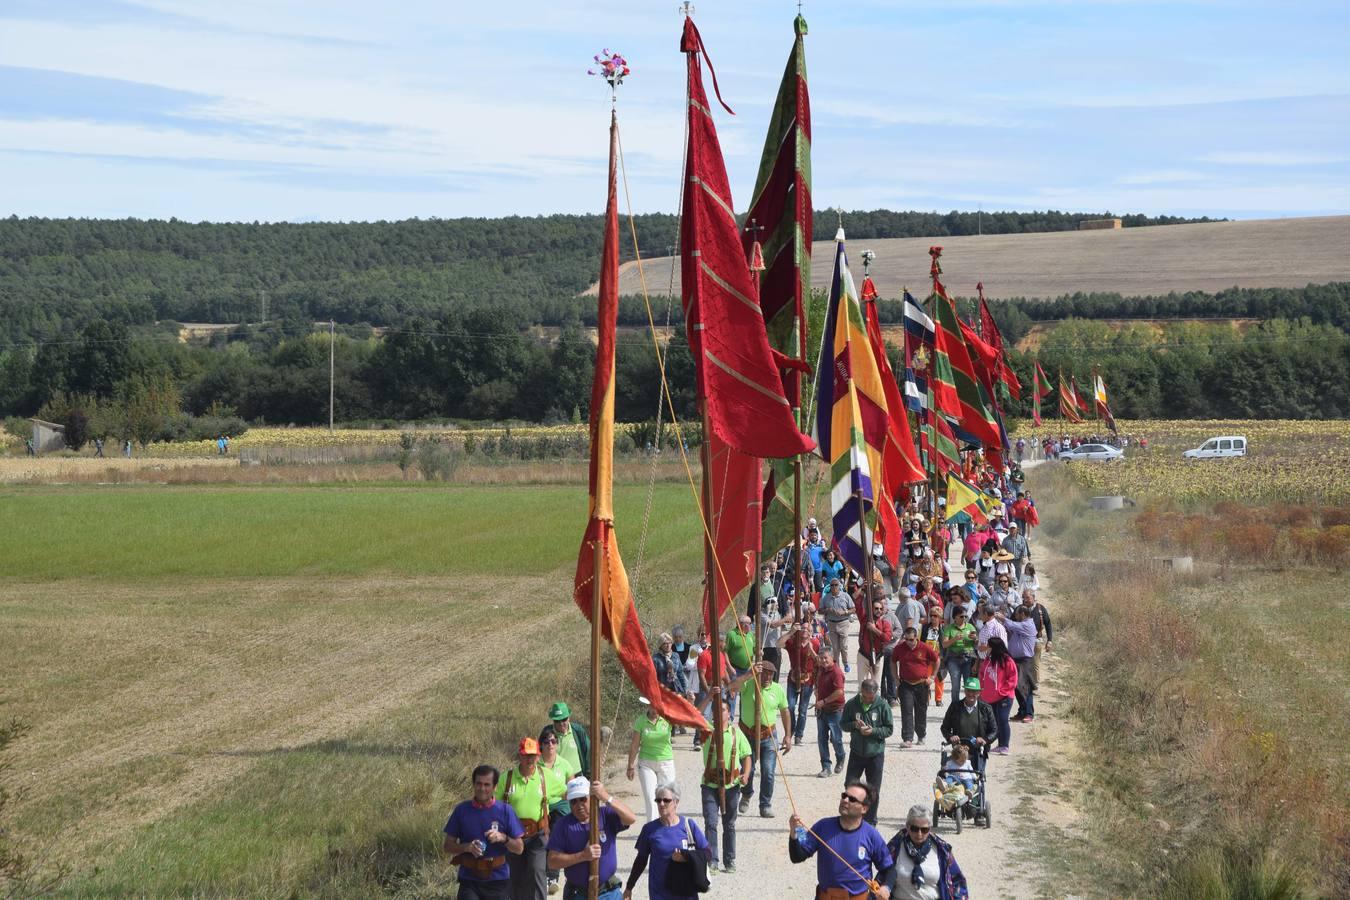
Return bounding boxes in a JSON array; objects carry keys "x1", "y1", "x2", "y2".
[
  {"x1": 992, "y1": 696, "x2": 1013, "y2": 749},
  {"x1": 785, "y1": 679, "x2": 814, "y2": 742},
  {"x1": 741, "y1": 732, "x2": 778, "y2": 809},
  {"x1": 817, "y1": 709, "x2": 844, "y2": 768}
]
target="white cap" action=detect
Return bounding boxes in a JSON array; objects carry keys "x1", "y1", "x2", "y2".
[{"x1": 566, "y1": 777, "x2": 591, "y2": 801}]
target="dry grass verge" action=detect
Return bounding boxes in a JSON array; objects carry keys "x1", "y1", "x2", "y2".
[{"x1": 1029, "y1": 467, "x2": 1348, "y2": 899}]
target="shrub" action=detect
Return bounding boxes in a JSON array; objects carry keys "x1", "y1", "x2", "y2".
[
  {"x1": 415, "y1": 436, "x2": 462, "y2": 482},
  {"x1": 1320, "y1": 507, "x2": 1350, "y2": 528},
  {"x1": 62, "y1": 407, "x2": 90, "y2": 451}
]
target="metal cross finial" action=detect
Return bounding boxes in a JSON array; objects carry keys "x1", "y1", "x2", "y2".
[
  {"x1": 680, "y1": 1, "x2": 695, "y2": 17},
  {"x1": 861, "y1": 249, "x2": 876, "y2": 276},
  {"x1": 745, "y1": 217, "x2": 764, "y2": 240},
  {"x1": 834, "y1": 206, "x2": 844, "y2": 229}
]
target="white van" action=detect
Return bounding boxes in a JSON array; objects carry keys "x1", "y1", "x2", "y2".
[{"x1": 1182, "y1": 436, "x2": 1247, "y2": 459}]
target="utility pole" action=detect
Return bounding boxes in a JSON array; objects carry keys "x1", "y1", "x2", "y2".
[
  {"x1": 328, "y1": 320, "x2": 336, "y2": 431},
  {"x1": 978, "y1": 204, "x2": 982, "y2": 236}
]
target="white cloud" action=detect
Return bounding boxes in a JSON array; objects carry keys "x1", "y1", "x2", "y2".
[
  {"x1": 1118, "y1": 169, "x2": 1208, "y2": 185},
  {"x1": 1199, "y1": 150, "x2": 1348, "y2": 166}
]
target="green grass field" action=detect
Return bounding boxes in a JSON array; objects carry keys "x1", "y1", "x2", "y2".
[{"x1": 0, "y1": 481, "x2": 707, "y2": 897}]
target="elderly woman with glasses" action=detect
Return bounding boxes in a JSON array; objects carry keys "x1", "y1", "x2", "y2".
[
  {"x1": 883, "y1": 804, "x2": 968, "y2": 900},
  {"x1": 623, "y1": 782, "x2": 708, "y2": 900}
]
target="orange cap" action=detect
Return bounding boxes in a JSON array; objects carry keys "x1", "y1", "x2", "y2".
[{"x1": 518, "y1": 737, "x2": 540, "y2": 755}]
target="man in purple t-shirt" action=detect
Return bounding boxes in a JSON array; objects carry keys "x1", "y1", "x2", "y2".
[
  {"x1": 443, "y1": 764, "x2": 527, "y2": 900},
  {"x1": 788, "y1": 781, "x2": 895, "y2": 898},
  {"x1": 546, "y1": 776, "x2": 636, "y2": 899}
]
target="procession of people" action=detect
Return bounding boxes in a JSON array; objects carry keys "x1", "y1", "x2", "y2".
[{"x1": 446, "y1": 456, "x2": 1051, "y2": 899}]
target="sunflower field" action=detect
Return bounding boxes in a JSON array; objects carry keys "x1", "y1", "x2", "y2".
[{"x1": 1015, "y1": 419, "x2": 1350, "y2": 506}]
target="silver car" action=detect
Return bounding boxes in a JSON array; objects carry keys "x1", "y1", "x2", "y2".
[{"x1": 1059, "y1": 443, "x2": 1124, "y2": 461}]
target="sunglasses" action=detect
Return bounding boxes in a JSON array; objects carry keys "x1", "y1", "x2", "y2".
[
  {"x1": 908, "y1": 825, "x2": 930, "y2": 834},
  {"x1": 655, "y1": 797, "x2": 675, "y2": 805},
  {"x1": 840, "y1": 792, "x2": 867, "y2": 805},
  {"x1": 541, "y1": 738, "x2": 558, "y2": 745}
]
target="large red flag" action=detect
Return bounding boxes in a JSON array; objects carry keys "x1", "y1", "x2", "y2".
[
  {"x1": 700, "y1": 429, "x2": 761, "y2": 629},
  {"x1": 574, "y1": 115, "x2": 705, "y2": 730},
  {"x1": 977, "y1": 288, "x2": 1021, "y2": 400},
  {"x1": 680, "y1": 17, "x2": 814, "y2": 460}
]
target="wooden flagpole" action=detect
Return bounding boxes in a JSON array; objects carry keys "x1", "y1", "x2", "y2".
[
  {"x1": 588, "y1": 530, "x2": 604, "y2": 900},
  {"x1": 699, "y1": 406, "x2": 727, "y2": 815}
]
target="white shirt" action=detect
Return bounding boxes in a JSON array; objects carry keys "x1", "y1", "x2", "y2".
[{"x1": 892, "y1": 854, "x2": 942, "y2": 900}]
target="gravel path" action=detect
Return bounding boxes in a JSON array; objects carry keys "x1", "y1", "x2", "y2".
[{"x1": 607, "y1": 472, "x2": 1072, "y2": 897}]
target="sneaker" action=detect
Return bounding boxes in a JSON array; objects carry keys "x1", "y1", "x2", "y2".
[
  {"x1": 760, "y1": 806, "x2": 774, "y2": 818},
  {"x1": 844, "y1": 663, "x2": 851, "y2": 673},
  {"x1": 901, "y1": 740, "x2": 913, "y2": 748},
  {"x1": 794, "y1": 733, "x2": 805, "y2": 744},
  {"x1": 817, "y1": 767, "x2": 831, "y2": 778},
  {"x1": 993, "y1": 746, "x2": 1010, "y2": 755},
  {"x1": 834, "y1": 760, "x2": 845, "y2": 774},
  {"x1": 1011, "y1": 714, "x2": 1026, "y2": 723},
  {"x1": 708, "y1": 862, "x2": 719, "y2": 874},
  {"x1": 722, "y1": 863, "x2": 736, "y2": 875},
  {"x1": 737, "y1": 797, "x2": 750, "y2": 814},
  {"x1": 916, "y1": 736, "x2": 925, "y2": 745},
  {"x1": 1023, "y1": 715, "x2": 1035, "y2": 722}
]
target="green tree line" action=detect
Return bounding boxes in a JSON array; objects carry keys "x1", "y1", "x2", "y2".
[{"x1": 0, "y1": 210, "x2": 1211, "y2": 345}]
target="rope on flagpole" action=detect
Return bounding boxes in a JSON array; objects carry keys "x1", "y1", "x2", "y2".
[
  {"x1": 738, "y1": 666, "x2": 883, "y2": 894},
  {"x1": 615, "y1": 123, "x2": 744, "y2": 638}
]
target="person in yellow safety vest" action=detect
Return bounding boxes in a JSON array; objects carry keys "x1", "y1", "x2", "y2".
[
  {"x1": 698, "y1": 696, "x2": 752, "y2": 875},
  {"x1": 496, "y1": 737, "x2": 552, "y2": 900}
]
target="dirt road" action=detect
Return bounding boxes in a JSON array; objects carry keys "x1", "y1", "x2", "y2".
[{"x1": 608, "y1": 473, "x2": 1076, "y2": 897}]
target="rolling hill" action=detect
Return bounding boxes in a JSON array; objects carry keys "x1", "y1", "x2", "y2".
[{"x1": 590, "y1": 215, "x2": 1350, "y2": 299}]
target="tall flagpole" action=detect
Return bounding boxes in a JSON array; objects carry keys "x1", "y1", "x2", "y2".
[
  {"x1": 587, "y1": 50, "x2": 630, "y2": 900},
  {"x1": 745, "y1": 216, "x2": 766, "y2": 779},
  {"x1": 683, "y1": 3, "x2": 727, "y2": 815},
  {"x1": 927, "y1": 247, "x2": 943, "y2": 525},
  {"x1": 588, "y1": 524, "x2": 604, "y2": 900},
  {"x1": 700, "y1": 406, "x2": 727, "y2": 816}
]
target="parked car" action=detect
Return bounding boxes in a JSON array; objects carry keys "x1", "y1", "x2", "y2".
[
  {"x1": 1182, "y1": 436, "x2": 1247, "y2": 459},
  {"x1": 1059, "y1": 443, "x2": 1124, "y2": 461}
]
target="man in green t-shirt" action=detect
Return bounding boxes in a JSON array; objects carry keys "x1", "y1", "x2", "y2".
[
  {"x1": 546, "y1": 701, "x2": 591, "y2": 778},
  {"x1": 725, "y1": 615, "x2": 755, "y2": 673},
  {"x1": 495, "y1": 737, "x2": 551, "y2": 899},
  {"x1": 699, "y1": 697, "x2": 752, "y2": 874},
  {"x1": 940, "y1": 609, "x2": 979, "y2": 704},
  {"x1": 730, "y1": 660, "x2": 792, "y2": 818}
]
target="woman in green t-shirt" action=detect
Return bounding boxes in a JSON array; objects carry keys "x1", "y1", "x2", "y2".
[
  {"x1": 537, "y1": 724, "x2": 579, "y2": 896},
  {"x1": 941, "y1": 608, "x2": 980, "y2": 704},
  {"x1": 626, "y1": 697, "x2": 676, "y2": 822}
]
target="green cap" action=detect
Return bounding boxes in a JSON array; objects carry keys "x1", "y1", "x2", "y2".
[
  {"x1": 962, "y1": 677, "x2": 981, "y2": 693},
  {"x1": 548, "y1": 701, "x2": 571, "y2": 721}
]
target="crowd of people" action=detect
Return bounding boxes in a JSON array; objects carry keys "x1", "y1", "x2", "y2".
[{"x1": 443, "y1": 454, "x2": 1053, "y2": 899}]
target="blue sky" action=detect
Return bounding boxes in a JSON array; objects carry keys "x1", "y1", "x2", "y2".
[{"x1": 1, "y1": 0, "x2": 1347, "y2": 222}]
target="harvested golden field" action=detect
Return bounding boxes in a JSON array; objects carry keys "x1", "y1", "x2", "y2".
[
  {"x1": 598, "y1": 215, "x2": 1350, "y2": 299},
  {"x1": 0, "y1": 456, "x2": 238, "y2": 483}
]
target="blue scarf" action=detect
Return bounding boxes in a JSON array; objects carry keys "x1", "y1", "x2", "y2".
[{"x1": 902, "y1": 834, "x2": 934, "y2": 888}]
